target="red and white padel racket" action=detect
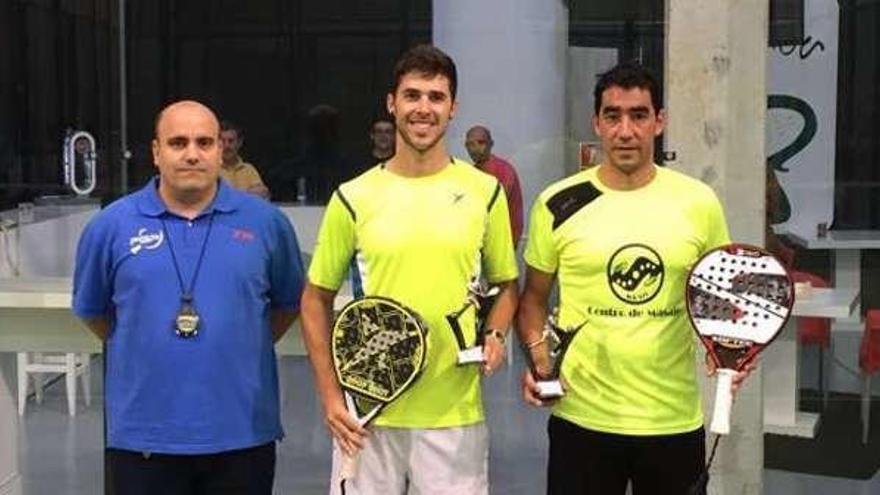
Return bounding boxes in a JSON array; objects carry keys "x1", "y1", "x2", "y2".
[{"x1": 686, "y1": 243, "x2": 794, "y2": 435}]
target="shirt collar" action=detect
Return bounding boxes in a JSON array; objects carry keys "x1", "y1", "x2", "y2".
[
  {"x1": 135, "y1": 176, "x2": 239, "y2": 218},
  {"x1": 223, "y1": 155, "x2": 245, "y2": 171}
]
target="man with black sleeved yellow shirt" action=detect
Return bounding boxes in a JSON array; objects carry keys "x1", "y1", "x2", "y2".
[{"x1": 518, "y1": 62, "x2": 754, "y2": 495}]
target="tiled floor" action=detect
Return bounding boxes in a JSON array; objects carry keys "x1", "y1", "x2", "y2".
[{"x1": 15, "y1": 354, "x2": 880, "y2": 494}]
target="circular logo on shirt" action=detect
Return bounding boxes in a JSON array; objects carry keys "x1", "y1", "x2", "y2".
[{"x1": 607, "y1": 244, "x2": 664, "y2": 304}]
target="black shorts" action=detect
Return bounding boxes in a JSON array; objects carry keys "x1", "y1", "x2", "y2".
[
  {"x1": 107, "y1": 441, "x2": 276, "y2": 495},
  {"x1": 547, "y1": 415, "x2": 705, "y2": 495}
]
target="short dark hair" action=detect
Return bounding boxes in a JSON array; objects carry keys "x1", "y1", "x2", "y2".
[
  {"x1": 391, "y1": 44, "x2": 458, "y2": 100},
  {"x1": 593, "y1": 62, "x2": 662, "y2": 115},
  {"x1": 370, "y1": 115, "x2": 395, "y2": 131},
  {"x1": 220, "y1": 120, "x2": 243, "y2": 137}
]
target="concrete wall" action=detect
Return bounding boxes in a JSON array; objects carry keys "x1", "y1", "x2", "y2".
[{"x1": 666, "y1": 0, "x2": 768, "y2": 492}]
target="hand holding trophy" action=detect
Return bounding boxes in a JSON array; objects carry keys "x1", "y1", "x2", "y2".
[
  {"x1": 446, "y1": 277, "x2": 501, "y2": 365},
  {"x1": 528, "y1": 308, "x2": 586, "y2": 399}
]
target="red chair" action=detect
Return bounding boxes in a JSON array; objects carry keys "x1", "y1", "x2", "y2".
[
  {"x1": 791, "y1": 271, "x2": 832, "y2": 407},
  {"x1": 859, "y1": 310, "x2": 880, "y2": 443}
]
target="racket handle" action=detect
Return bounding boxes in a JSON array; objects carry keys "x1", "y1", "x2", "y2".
[
  {"x1": 340, "y1": 451, "x2": 359, "y2": 481},
  {"x1": 710, "y1": 369, "x2": 736, "y2": 435}
]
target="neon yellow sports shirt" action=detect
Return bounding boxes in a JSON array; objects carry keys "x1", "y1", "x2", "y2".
[
  {"x1": 525, "y1": 165, "x2": 730, "y2": 435},
  {"x1": 309, "y1": 158, "x2": 519, "y2": 428}
]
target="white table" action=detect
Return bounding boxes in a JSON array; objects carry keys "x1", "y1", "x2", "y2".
[
  {"x1": 763, "y1": 286, "x2": 860, "y2": 437},
  {"x1": 0, "y1": 276, "x2": 87, "y2": 495},
  {"x1": 783, "y1": 229, "x2": 880, "y2": 328},
  {"x1": 0, "y1": 276, "x2": 352, "y2": 356},
  {"x1": 0, "y1": 277, "x2": 99, "y2": 353}
]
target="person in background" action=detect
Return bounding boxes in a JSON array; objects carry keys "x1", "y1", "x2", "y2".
[
  {"x1": 219, "y1": 120, "x2": 270, "y2": 199},
  {"x1": 287, "y1": 104, "x2": 354, "y2": 204},
  {"x1": 367, "y1": 115, "x2": 395, "y2": 165},
  {"x1": 465, "y1": 125, "x2": 524, "y2": 249},
  {"x1": 351, "y1": 115, "x2": 396, "y2": 178}
]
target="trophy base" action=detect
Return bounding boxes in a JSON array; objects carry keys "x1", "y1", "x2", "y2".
[
  {"x1": 457, "y1": 346, "x2": 485, "y2": 365},
  {"x1": 535, "y1": 379, "x2": 564, "y2": 399}
]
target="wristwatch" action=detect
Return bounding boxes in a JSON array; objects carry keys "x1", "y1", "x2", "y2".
[{"x1": 486, "y1": 328, "x2": 506, "y2": 346}]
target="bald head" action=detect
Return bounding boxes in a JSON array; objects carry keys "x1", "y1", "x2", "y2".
[
  {"x1": 154, "y1": 100, "x2": 220, "y2": 139},
  {"x1": 465, "y1": 125, "x2": 492, "y2": 142},
  {"x1": 465, "y1": 125, "x2": 494, "y2": 166},
  {"x1": 151, "y1": 100, "x2": 223, "y2": 209}
]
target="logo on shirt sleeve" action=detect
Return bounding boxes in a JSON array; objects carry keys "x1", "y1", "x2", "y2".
[{"x1": 129, "y1": 228, "x2": 164, "y2": 254}]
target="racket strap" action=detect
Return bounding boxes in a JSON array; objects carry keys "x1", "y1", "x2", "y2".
[
  {"x1": 688, "y1": 434, "x2": 721, "y2": 495},
  {"x1": 706, "y1": 434, "x2": 721, "y2": 470}
]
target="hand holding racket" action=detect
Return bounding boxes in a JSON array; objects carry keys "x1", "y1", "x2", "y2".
[
  {"x1": 686, "y1": 243, "x2": 793, "y2": 435},
  {"x1": 331, "y1": 296, "x2": 428, "y2": 487}
]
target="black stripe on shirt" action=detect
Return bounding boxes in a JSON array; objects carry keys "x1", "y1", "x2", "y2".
[
  {"x1": 487, "y1": 182, "x2": 502, "y2": 212},
  {"x1": 335, "y1": 189, "x2": 356, "y2": 222},
  {"x1": 546, "y1": 181, "x2": 602, "y2": 230}
]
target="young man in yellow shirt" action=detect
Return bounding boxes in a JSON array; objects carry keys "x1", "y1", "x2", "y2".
[{"x1": 301, "y1": 45, "x2": 518, "y2": 495}]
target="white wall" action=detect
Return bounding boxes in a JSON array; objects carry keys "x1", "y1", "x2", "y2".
[{"x1": 433, "y1": 0, "x2": 569, "y2": 216}]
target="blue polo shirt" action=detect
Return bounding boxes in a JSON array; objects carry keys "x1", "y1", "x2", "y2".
[{"x1": 73, "y1": 178, "x2": 304, "y2": 454}]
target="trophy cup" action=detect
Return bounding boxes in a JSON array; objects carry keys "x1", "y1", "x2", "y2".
[
  {"x1": 446, "y1": 278, "x2": 501, "y2": 365},
  {"x1": 531, "y1": 308, "x2": 586, "y2": 398}
]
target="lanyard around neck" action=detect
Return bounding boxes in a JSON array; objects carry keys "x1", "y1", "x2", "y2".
[{"x1": 160, "y1": 212, "x2": 216, "y2": 302}]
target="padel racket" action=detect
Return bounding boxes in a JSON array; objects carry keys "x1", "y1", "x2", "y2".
[
  {"x1": 331, "y1": 296, "x2": 428, "y2": 487},
  {"x1": 686, "y1": 243, "x2": 793, "y2": 435}
]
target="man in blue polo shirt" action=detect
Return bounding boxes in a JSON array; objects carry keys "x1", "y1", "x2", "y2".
[{"x1": 73, "y1": 100, "x2": 304, "y2": 494}]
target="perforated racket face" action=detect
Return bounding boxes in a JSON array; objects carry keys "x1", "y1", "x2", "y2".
[
  {"x1": 686, "y1": 244, "x2": 794, "y2": 369},
  {"x1": 332, "y1": 296, "x2": 427, "y2": 405}
]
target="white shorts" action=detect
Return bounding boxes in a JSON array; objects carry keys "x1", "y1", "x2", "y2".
[{"x1": 329, "y1": 423, "x2": 489, "y2": 495}]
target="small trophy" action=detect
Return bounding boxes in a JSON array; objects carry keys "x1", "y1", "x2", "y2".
[
  {"x1": 531, "y1": 308, "x2": 586, "y2": 399},
  {"x1": 446, "y1": 278, "x2": 501, "y2": 365}
]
